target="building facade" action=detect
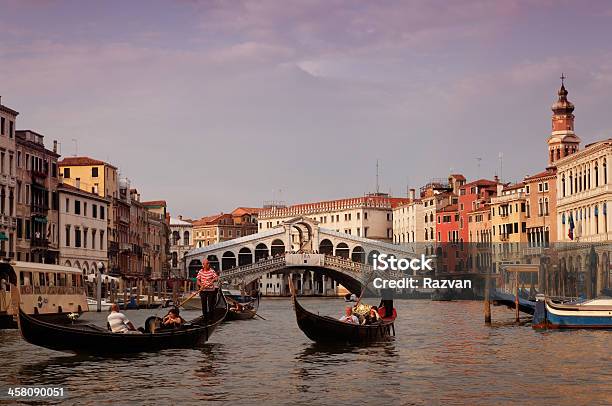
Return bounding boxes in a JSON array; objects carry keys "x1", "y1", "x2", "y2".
[
  {"x1": 0, "y1": 98, "x2": 18, "y2": 258},
  {"x1": 392, "y1": 189, "x2": 423, "y2": 244},
  {"x1": 490, "y1": 183, "x2": 528, "y2": 244},
  {"x1": 556, "y1": 140, "x2": 612, "y2": 242},
  {"x1": 143, "y1": 200, "x2": 170, "y2": 280},
  {"x1": 193, "y1": 208, "x2": 260, "y2": 248},
  {"x1": 524, "y1": 169, "x2": 557, "y2": 246},
  {"x1": 169, "y1": 215, "x2": 193, "y2": 278},
  {"x1": 259, "y1": 194, "x2": 407, "y2": 246},
  {"x1": 15, "y1": 130, "x2": 60, "y2": 263},
  {"x1": 58, "y1": 183, "x2": 109, "y2": 274}
]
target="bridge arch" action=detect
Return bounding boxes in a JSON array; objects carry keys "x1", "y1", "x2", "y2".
[
  {"x1": 351, "y1": 246, "x2": 365, "y2": 263},
  {"x1": 271, "y1": 239, "x2": 285, "y2": 256},
  {"x1": 319, "y1": 239, "x2": 333, "y2": 255},
  {"x1": 222, "y1": 251, "x2": 237, "y2": 271},
  {"x1": 239, "y1": 247, "x2": 253, "y2": 266},
  {"x1": 335, "y1": 242, "x2": 349, "y2": 259},
  {"x1": 188, "y1": 259, "x2": 201, "y2": 278},
  {"x1": 207, "y1": 255, "x2": 220, "y2": 271},
  {"x1": 367, "y1": 250, "x2": 380, "y2": 265},
  {"x1": 255, "y1": 243, "x2": 269, "y2": 261}
]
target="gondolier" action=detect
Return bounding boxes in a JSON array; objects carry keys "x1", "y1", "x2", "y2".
[{"x1": 197, "y1": 259, "x2": 219, "y2": 323}]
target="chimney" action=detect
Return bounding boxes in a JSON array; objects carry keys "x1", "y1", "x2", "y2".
[
  {"x1": 75, "y1": 178, "x2": 81, "y2": 189},
  {"x1": 53, "y1": 140, "x2": 57, "y2": 153},
  {"x1": 409, "y1": 188, "x2": 415, "y2": 200}
]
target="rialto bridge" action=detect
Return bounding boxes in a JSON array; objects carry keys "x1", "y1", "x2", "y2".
[{"x1": 183, "y1": 217, "x2": 414, "y2": 293}]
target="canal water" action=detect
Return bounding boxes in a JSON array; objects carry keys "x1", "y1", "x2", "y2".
[{"x1": 1, "y1": 299, "x2": 610, "y2": 405}]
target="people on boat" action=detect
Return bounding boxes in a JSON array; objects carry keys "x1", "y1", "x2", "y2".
[
  {"x1": 197, "y1": 259, "x2": 219, "y2": 323},
  {"x1": 162, "y1": 307, "x2": 184, "y2": 328},
  {"x1": 363, "y1": 306, "x2": 381, "y2": 325},
  {"x1": 339, "y1": 306, "x2": 359, "y2": 324},
  {"x1": 107, "y1": 303, "x2": 138, "y2": 333}
]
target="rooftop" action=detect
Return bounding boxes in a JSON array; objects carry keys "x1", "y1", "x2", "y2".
[{"x1": 59, "y1": 156, "x2": 117, "y2": 169}]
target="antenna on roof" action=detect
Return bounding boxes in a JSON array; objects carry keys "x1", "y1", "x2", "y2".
[
  {"x1": 71, "y1": 138, "x2": 78, "y2": 157},
  {"x1": 498, "y1": 152, "x2": 503, "y2": 183},
  {"x1": 476, "y1": 157, "x2": 482, "y2": 178},
  {"x1": 376, "y1": 159, "x2": 380, "y2": 194}
]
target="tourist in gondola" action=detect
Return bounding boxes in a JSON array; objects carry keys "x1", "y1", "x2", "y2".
[
  {"x1": 197, "y1": 259, "x2": 219, "y2": 323},
  {"x1": 363, "y1": 306, "x2": 381, "y2": 325},
  {"x1": 162, "y1": 307, "x2": 184, "y2": 329},
  {"x1": 338, "y1": 306, "x2": 359, "y2": 324},
  {"x1": 107, "y1": 303, "x2": 139, "y2": 333}
]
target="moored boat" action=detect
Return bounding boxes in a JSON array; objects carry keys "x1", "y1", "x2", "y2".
[
  {"x1": 225, "y1": 294, "x2": 259, "y2": 321},
  {"x1": 533, "y1": 294, "x2": 612, "y2": 329},
  {"x1": 17, "y1": 291, "x2": 228, "y2": 354}
]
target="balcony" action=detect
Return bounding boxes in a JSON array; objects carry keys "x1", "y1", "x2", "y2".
[
  {"x1": 31, "y1": 204, "x2": 49, "y2": 216},
  {"x1": 31, "y1": 169, "x2": 49, "y2": 179},
  {"x1": 31, "y1": 238, "x2": 49, "y2": 249}
]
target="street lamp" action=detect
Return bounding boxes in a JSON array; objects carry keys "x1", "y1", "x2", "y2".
[{"x1": 96, "y1": 261, "x2": 105, "y2": 312}]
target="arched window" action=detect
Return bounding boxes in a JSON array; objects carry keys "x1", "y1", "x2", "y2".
[
  {"x1": 171, "y1": 252, "x2": 178, "y2": 268},
  {"x1": 561, "y1": 175, "x2": 565, "y2": 197},
  {"x1": 183, "y1": 231, "x2": 190, "y2": 246},
  {"x1": 569, "y1": 172, "x2": 573, "y2": 194},
  {"x1": 604, "y1": 159, "x2": 608, "y2": 184},
  {"x1": 172, "y1": 231, "x2": 180, "y2": 245},
  {"x1": 595, "y1": 163, "x2": 599, "y2": 187}
]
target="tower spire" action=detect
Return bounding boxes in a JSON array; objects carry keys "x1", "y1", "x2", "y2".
[{"x1": 547, "y1": 75, "x2": 580, "y2": 166}]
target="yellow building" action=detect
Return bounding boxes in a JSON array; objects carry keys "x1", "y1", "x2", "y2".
[
  {"x1": 59, "y1": 157, "x2": 119, "y2": 271},
  {"x1": 490, "y1": 183, "x2": 528, "y2": 244},
  {"x1": 58, "y1": 157, "x2": 118, "y2": 199}
]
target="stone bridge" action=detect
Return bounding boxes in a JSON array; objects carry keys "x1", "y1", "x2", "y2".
[{"x1": 184, "y1": 216, "x2": 413, "y2": 293}]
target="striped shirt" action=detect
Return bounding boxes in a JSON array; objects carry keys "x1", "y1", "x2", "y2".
[
  {"x1": 107, "y1": 311, "x2": 131, "y2": 333},
  {"x1": 197, "y1": 268, "x2": 218, "y2": 291}
]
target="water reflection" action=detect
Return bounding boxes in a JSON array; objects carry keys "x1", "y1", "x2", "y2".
[{"x1": 1, "y1": 299, "x2": 610, "y2": 405}]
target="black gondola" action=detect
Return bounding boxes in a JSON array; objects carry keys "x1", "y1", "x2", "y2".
[
  {"x1": 224, "y1": 293, "x2": 259, "y2": 321},
  {"x1": 289, "y1": 281, "x2": 396, "y2": 344},
  {"x1": 17, "y1": 291, "x2": 228, "y2": 354}
]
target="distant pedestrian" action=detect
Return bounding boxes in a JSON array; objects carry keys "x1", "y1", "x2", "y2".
[{"x1": 197, "y1": 259, "x2": 219, "y2": 323}]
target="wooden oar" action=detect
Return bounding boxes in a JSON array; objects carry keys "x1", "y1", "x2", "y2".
[{"x1": 176, "y1": 287, "x2": 203, "y2": 308}]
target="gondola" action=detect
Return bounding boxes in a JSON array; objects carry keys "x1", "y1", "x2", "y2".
[
  {"x1": 289, "y1": 280, "x2": 396, "y2": 344},
  {"x1": 225, "y1": 296, "x2": 259, "y2": 321},
  {"x1": 17, "y1": 291, "x2": 228, "y2": 354}
]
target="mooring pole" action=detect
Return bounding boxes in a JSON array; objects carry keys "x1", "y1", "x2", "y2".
[
  {"x1": 515, "y1": 272, "x2": 520, "y2": 323},
  {"x1": 484, "y1": 270, "x2": 491, "y2": 324}
]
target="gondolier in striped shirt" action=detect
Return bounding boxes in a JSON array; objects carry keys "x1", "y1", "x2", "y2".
[{"x1": 197, "y1": 259, "x2": 219, "y2": 323}]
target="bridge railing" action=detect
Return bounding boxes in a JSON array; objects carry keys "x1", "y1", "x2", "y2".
[{"x1": 220, "y1": 256, "x2": 287, "y2": 281}]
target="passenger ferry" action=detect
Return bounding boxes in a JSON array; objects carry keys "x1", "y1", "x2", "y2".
[{"x1": 0, "y1": 261, "x2": 88, "y2": 328}]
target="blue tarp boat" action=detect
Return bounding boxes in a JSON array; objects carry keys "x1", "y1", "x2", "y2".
[{"x1": 533, "y1": 295, "x2": 612, "y2": 329}]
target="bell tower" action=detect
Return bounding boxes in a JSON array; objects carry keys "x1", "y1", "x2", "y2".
[{"x1": 547, "y1": 74, "x2": 580, "y2": 166}]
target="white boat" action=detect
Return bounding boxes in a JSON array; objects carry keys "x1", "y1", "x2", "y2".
[
  {"x1": 533, "y1": 294, "x2": 612, "y2": 329},
  {"x1": 87, "y1": 298, "x2": 113, "y2": 312}
]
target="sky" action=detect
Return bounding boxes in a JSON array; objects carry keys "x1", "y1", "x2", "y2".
[{"x1": 2, "y1": 0, "x2": 612, "y2": 219}]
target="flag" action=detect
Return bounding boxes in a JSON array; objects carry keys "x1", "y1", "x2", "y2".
[{"x1": 568, "y1": 214, "x2": 575, "y2": 240}]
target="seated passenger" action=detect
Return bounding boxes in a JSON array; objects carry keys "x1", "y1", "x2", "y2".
[
  {"x1": 162, "y1": 308, "x2": 184, "y2": 328},
  {"x1": 107, "y1": 303, "x2": 138, "y2": 333},
  {"x1": 338, "y1": 306, "x2": 359, "y2": 324},
  {"x1": 364, "y1": 306, "x2": 381, "y2": 325}
]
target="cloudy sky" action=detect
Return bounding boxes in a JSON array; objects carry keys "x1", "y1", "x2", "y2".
[{"x1": 2, "y1": 0, "x2": 612, "y2": 218}]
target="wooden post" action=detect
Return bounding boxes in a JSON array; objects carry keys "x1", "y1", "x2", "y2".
[
  {"x1": 484, "y1": 270, "x2": 491, "y2": 324},
  {"x1": 147, "y1": 281, "x2": 152, "y2": 307},
  {"x1": 123, "y1": 279, "x2": 128, "y2": 310},
  {"x1": 136, "y1": 278, "x2": 142, "y2": 309},
  {"x1": 515, "y1": 272, "x2": 520, "y2": 323}
]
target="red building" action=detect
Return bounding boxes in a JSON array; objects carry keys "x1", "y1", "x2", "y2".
[{"x1": 458, "y1": 179, "x2": 499, "y2": 243}]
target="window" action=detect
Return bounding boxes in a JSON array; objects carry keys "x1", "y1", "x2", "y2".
[
  {"x1": 92, "y1": 229, "x2": 96, "y2": 250},
  {"x1": 75, "y1": 228, "x2": 81, "y2": 248},
  {"x1": 16, "y1": 218, "x2": 22, "y2": 239},
  {"x1": 83, "y1": 228, "x2": 88, "y2": 248},
  {"x1": 65, "y1": 225, "x2": 71, "y2": 246},
  {"x1": 75, "y1": 200, "x2": 81, "y2": 215},
  {"x1": 52, "y1": 163, "x2": 57, "y2": 178},
  {"x1": 92, "y1": 167, "x2": 99, "y2": 177},
  {"x1": 0, "y1": 117, "x2": 4, "y2": 135},
  {"x1": 65, "y1": 198, "x2": 69, "y2": 213},
  {"x1": 100, "y1": 205, "x2": 105, "y2": 220},
  {"x1": 25, "y1": 219, "x2": 31, "y2": 240},
  {"x1": 84, "y1": 202, "x2": 87, "y2": 217},
  {"x1": 63, "y1": 167, "x2": 70, "y2": 178},
  {"x1": 92, "y1": 204, "x2": 97, "y2": 218},
  {"x1": 100, "y1": 230, "x2": 104, "y2": 249}
]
